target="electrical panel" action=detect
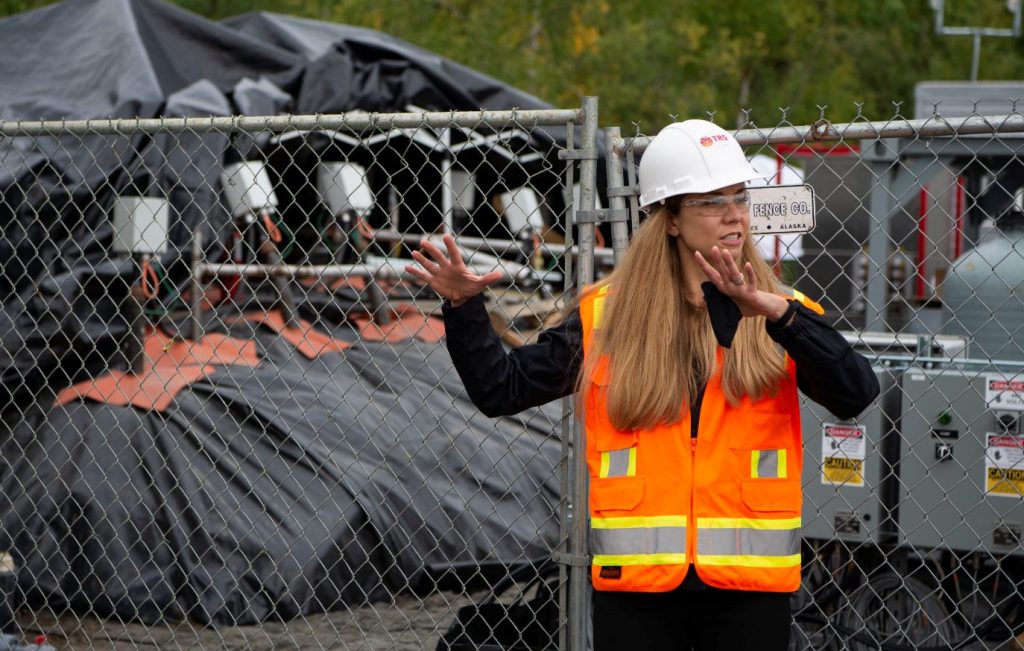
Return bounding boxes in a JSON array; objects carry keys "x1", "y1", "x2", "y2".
[
  {"x1": 801, "y1": 367, "x2": 900, "y2": 544},
  {"x1": 897, "y1": 368, "x2": 1024, "y2": 555}
]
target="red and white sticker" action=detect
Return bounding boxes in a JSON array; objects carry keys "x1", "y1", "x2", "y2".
[
  {"x1": 985, "y1": 374, "x2": 1024, "y2": 412},
  {"x1": 821, "y1": 423, "x2": 866, "y2": 487},
  {"x1": 985, "y1": 433, "x2": 1024, "y2": 498}
]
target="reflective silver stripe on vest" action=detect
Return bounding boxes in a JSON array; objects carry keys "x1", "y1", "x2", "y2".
[
  {"x1": 757, "y1": 450, "x2": 780, "y2": 479},
  {"x1": 696, "y1": 527, "x2": 800, "y2": 557},
  {"x1": 591, "y1": 526, "x2": 688, "y2": 557},
  {"x1": 605, "y1": 448, "x2": 631, "y2": 477}
]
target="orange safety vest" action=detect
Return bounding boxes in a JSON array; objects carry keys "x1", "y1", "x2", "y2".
[{"x1": 580, "y1": 285, "x2": 823, "y2": 593}]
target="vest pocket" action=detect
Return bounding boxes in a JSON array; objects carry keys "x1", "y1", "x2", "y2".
[
  {"x1": 589, "y1": 476, "x2": 645, "y2": 513},
  {"x1": 740, "y1": 478, "x2": 800, "y2": 513}
]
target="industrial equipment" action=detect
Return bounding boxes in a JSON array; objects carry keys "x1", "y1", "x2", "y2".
[
  {"x1": 801, "y1": 367, "x2": 900, "y2": 544},
  {"x1": 897, "y1": 365, "x2": 1024, "y2": 555}
]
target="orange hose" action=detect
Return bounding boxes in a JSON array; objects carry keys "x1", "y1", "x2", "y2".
[
  {"x1": 262, "y1": 211, "x2": 283, "y2": 244},
  {"x1": 139, "y1": 258, "x2": 159, "y2": 299},
  {"x1": 356, "y1": 217, "x2": 377, "y2": 241}
]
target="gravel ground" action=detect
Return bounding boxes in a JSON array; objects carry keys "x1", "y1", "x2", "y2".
[{"x1": 13, "y1": 590, "x2": 480, "y2": 650}]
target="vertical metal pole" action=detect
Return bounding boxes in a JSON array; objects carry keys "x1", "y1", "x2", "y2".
[
  {"x1": 441, "y1": 128, "x2": 454, "y2": 233},
  {"x1": 557, "y1": 121, "x2": 576, "y2": 651},
  {"x1": 126, "y1": 254, "x2": 146, "y2": 375},
  {"x1": 604, "y1": 126, "x2": 630, "y2": 264},
  {"x1": 623, "y1": 141, "x2": 641, "y2": 234},
  {"x1": 970, "y1": 31, "x2": 981, "y2": 81},
  {"x1": 189, "y1": 225, "x2": 205, "y2": 341},
  {"x1": 866, "y1": 151, "x2": 894, "y2": 332},
  {"x1": 569, "y1": 95, "x2": 598, "y2": 651}
]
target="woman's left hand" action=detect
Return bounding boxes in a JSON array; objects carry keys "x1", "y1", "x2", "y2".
[{"x1": 694, "y1": 246, "x2": 789, "y2": 321}]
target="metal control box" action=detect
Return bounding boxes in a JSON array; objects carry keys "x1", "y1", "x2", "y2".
[
  {"x1": 897, "y1": 368, "x2": 1024, "y2": 555},
  {"x1": 220, "y1": 161, "x2": 278, "y2": 218},
  {"x1": 801, "y1": 367, "x2": 900, "y2": 544},
  {"x1": 111, "y1": 196, "x2": 169, "y2": 254}
]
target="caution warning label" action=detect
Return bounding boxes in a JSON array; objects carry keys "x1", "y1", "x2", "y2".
[
  {"x1": 821, "y1": 423, "x2": 866, "y2": 487},
  {"x1": 985, "y1": 433, "x2": 1024, "y2": 498}
]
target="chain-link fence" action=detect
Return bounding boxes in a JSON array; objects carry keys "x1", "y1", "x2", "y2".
[
  {"x1": 0, "y1": 105, "x2": 593, "y2": 650},
  {"x1": 2, "y1": 101, "x2": 1024, "y2": 650}
]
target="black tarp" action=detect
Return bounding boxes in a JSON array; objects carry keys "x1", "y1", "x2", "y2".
[
  {"x1": 1, "y1": 324, "x2": 562, "y2": 625},
  {"x1": 0, "y1": 0, "x2": 568, "y2": 626}
]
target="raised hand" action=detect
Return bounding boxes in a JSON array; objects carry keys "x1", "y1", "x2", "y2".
[
  {"x1": 406, "y1": 233, "x2": 503, "y2": 307},
  {"x1": 694, "y1": 246, "x2": 788, "y2": 321}
]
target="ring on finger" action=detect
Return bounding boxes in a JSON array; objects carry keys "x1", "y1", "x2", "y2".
[{"x1": 731, "y1": 275, "x2": 745, "y2": 285}]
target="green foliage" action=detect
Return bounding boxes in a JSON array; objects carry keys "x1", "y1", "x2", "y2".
[{"x1": 3, "y1": 0, "x2": 1023, "y2": 129}]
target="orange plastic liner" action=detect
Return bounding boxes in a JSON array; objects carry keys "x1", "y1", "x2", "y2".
[
  {"x1": 54, "y1": 365, "x2": 213, "y2": 411},
  {"x1": 351, "y1": 305, "x2": 445, "y2": 343},
  {"x1": 54, "y1": 327, "x2": 260, "y2": 411},
  {"x1": 238, "y1": 310, "x2": 351, "y2": 359}
]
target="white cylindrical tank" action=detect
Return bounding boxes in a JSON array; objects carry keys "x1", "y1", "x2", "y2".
[{"x1": 942, "y1": 214, "x2": 1024, "y2": 361}]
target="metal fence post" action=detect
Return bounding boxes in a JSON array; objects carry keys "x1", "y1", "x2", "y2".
[
  {"x1": 569, "y1": 95, "x2": 599, "y2": 651},
  {"x1": 604, "y1": 126, "x2": 631, "y2": 264}
]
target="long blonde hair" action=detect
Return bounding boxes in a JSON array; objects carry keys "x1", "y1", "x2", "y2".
[{"x1": 578, "y1": 198, "x2": 788, "y2": 431}]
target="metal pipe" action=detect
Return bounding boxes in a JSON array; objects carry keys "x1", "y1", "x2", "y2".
[
  {"x1": 970, "y1": 32, "x2": 982, "y2": 81},
  {"x1": 260, "y1": 237, "x2": 301, "y2": 329},
  {"x1": 196, "y1": 262, "x2": 521, "y2": 283},
  {"x1": 0, "y1": 108, "x2": 583, "y2": 137},
  {"x1": 366, "y1": 228, "x2": 616, "y2": 262},
  {"x1": 615, "y1": 113, "x2": 1024, "y2": 155},
  {"x1": 569, "y1": 95, "x2": 599, "y2": 651},
  {"x1": 125, "y1": 254, "x2": 147, "y2": 375},
  {"x1": 604, "y1": 126, "x2": 630, "y2": 264},
  {"x1": 188, "y1": 226, "x2": 205, "y2": 341},
  {"x1": 557, "y1": 119, "x2": 578, "y2": 651}
]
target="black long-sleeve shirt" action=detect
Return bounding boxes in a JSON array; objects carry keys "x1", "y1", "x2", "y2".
[{"x1": 442, "y1": 294, "x2": 879, "y2": 424}]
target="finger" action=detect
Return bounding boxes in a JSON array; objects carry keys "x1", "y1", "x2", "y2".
[
  {"x1": 744, "y1": 262, "x2": 756, "y2": 289},
  {"x1": 712, "y1": 247, "x2": 743, "y2": 287},
  {"x1": 405, "y1": 264, "x2": 431, "y2": 283},
  {"x1": 476, "y1": 270, "x2": 504, "y2": 287},
  {"x1": 410, "y1": 249, "x2": 439, "y2": 274},
  {"x1": 442, "y1": 233, "x2": 463, "y2": 265},
  {"x1": 709, "y1": 247, "x2": 735, "y2": 286},
  {"x1": 419, "y1": 238, "x2": 450, "y2": 266},
  {"x1": 695, "y1": 250, "x2": 725, "y2": 286},
  {"x1": 721, "y1": 248, "x2": 744, "y2": 283}
]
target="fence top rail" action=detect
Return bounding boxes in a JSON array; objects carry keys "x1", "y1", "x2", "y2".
[
  {"x1": 0, "y1": 107, "x2": 584, "y2": 137},
  {"x1": 615, "y1": 113, "x2": 1024, "y2": 154}
]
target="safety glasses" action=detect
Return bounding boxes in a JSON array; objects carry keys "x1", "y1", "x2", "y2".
[{"x1": 683, "y1": 190, "x2": 750, "y2": 217}]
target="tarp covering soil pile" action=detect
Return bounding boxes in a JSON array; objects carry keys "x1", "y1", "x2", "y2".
[{"x1": 1, "y1": 319, "x2": 562, "y2": 625}]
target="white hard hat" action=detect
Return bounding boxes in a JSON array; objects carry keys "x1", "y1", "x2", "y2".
[{"x1": 638, "y1": 120, "x2": 763, "y2": 208}]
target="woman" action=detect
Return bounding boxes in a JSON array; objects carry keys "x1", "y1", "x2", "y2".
[{"x1": 407, "y1": 120, "x2": 879, "y2": 650}]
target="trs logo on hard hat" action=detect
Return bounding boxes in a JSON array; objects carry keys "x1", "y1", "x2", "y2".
[{"x1": 700, "y1": 134, "x2": 729, "y2": 147}]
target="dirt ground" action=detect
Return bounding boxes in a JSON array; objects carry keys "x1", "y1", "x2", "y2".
[{"x1": 15, "y1": 590, "x2": 480, "y2": 650}]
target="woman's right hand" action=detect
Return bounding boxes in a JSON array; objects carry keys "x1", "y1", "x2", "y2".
[{"x1": 405, "y1": 233, "x2": 503, "y2": 306}]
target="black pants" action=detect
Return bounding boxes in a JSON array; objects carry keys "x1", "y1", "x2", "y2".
[{"x1": 592, "y1": 585, "x2": 791, "y2": 650}]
